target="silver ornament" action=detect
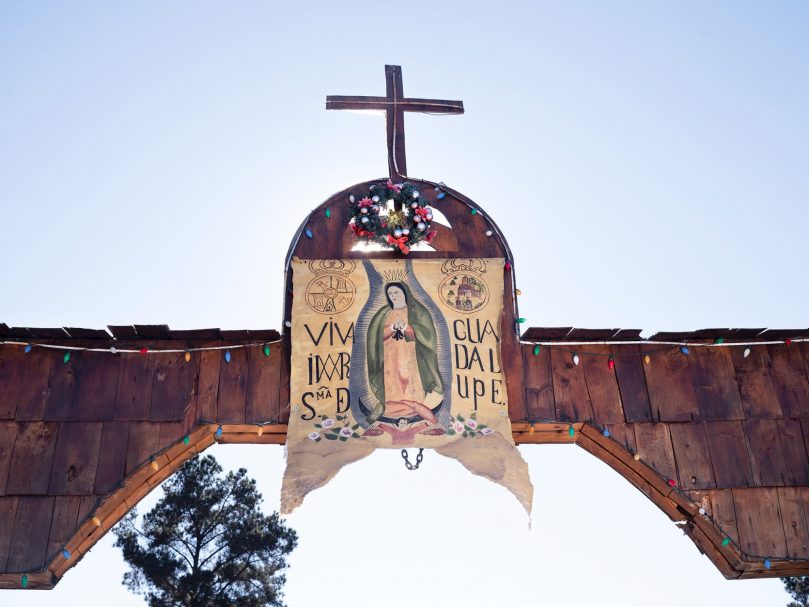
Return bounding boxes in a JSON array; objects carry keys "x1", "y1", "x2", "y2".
[
  {"x1": 349, "y1": 195, "x2": 355, "y2": 203},
  {"x1": 412, "y1": 191, "x2": 419, "y2": 199},
  {"x1": 417, "y1": 222, "x2": 426, "y2": 231},
  {"x1": 372, "y1": 195, "x2": 380, "y2": 203}
]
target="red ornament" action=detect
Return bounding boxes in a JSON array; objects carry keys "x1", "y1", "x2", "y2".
[
  {"x1": 608, "y1": 356, "x2": 615, "y2": 370},
  {"x1": 425, "y1": 229, "x2": 438, "y2": 243},
  {"x1": 386, "y1": 180, "x2": 402, "y2": 192},
  {"x1": 350, "y1": 223, "x2": 373, "y2": 238},
  {"x1": 667, "y1": 478, "x2": 677, "y2": 487},
  {"x1": 139, "y1": 347, "x2": 148, "y2": 356},
  {"x1": 786, "y1": 338, "x2": 793, "y2": 346},
  {"x1": 504, "y1": 261, "x2": 512, "y2": 271}
]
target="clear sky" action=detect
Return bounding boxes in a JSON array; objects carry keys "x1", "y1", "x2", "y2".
[{"x1": 2, "y1": 1, "x2": 808, "y2": 605}]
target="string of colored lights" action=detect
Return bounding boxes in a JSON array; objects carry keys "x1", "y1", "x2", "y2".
[
  {"x1": 13, "y1": 419, "x2": 799, "y2": 589},
  {"x1": 543, "y1": 421, "x2": 806, "y2": 571},
  {"x1": 523, "y1": 338, "x2": 808, "y2": 348},
  {"x1": 523, "y1": 337, "x2": 806, "y2": 368},
  {"x1": 1, "y1": 339, "x2": 280, "y2": 357}
]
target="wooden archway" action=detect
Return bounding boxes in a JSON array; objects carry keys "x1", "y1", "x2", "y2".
[{"x1": 1, "y1": 178, "x2": 809, "y2": 588}]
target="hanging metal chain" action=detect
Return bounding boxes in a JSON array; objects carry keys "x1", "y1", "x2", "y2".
[{"x1": 401, "y1": 448, "x2": 424, "y2": 471}]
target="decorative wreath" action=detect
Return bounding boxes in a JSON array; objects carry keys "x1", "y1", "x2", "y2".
[{"x1": 348, "y1": 180, "x2": 437, "y2": 254}]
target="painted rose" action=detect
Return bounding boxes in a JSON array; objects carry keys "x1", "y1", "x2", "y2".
[
  {"x1": 465, "y1": 419, "x2": 478, "y2": 430},
  {"x1": 453, "y1": 421, "x2": 465, "y2": 434},
  {"x1": 339, "y1": 427, "x2": 353, "y2": 438},
  {"x1": 307, "y1": 432, "x2": 321, "y2": 441},
  {"x1": 321, "y1": 418, "x2": 335, "y2": 428},
  {"x1": 481, "y1": 427, "x2": 494, "y2": 436}
]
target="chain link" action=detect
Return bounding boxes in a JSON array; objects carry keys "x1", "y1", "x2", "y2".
[{"x1": 401, "y1": 448, "x2": 424, "y2": 471}]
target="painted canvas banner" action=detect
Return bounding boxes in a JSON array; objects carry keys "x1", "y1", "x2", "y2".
[{"x1": 281, "y1": 257, "x2": 533, "y2": 515}]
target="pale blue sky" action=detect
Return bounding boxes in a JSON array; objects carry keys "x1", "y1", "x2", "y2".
[{"x1": 2, "y1": 1, "x2": 808, "y2": 605}]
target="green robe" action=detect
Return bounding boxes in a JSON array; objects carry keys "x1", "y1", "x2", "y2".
[{"x1": 366, "y1": 282, "x2": 443, "y2": 421}]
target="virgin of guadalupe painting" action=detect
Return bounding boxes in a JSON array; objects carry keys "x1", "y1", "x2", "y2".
[
  {"x1": 284, "y1": 257, "x2": 532, "y2": 516},
  {"x1": 350, "y1": 261, "x2": 452, "y2": 443}
]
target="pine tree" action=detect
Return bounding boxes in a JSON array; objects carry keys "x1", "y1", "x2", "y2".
[
  {"x1": 784, "y1": 577, "x2": 809, "y2": 607},
  {"x1": 114, "y1": 455, "x2": 297, "y2": 607}
]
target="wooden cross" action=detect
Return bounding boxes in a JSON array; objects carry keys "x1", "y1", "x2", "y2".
[{"x1": 327, "y1": 65, "x2": 464, "y2": 181}]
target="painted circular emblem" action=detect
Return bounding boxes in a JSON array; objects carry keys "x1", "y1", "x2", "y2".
[
  {"x1": 305, "y1": 274, "x2": 356, "y2": 314},
  {"x1": 438, "y1": 272, "x2": 489, "y2": 314}
]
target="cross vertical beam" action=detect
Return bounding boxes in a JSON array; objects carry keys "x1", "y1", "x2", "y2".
[
  {"x1": 326, "y1": 65, "x2": 464, "y2": 181},
  {"x1": 385, "y1": 65, "x2": 407, "y2": 179}
]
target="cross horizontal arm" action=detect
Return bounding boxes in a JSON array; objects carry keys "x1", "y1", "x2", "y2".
[
  {"x1": 327, "y1": 95, "x2": 464, "y2": 114},
  {"x1": 326, "y1": 96, "x2": 389, "y2": 111},
  {"x1": 326, "y1": 66, "x2": 465, "y2": 180}
]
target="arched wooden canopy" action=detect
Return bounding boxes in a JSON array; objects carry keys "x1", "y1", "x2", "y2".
[{"x1": 1, "y1": 178, "x2": 809, "y2": 589}]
